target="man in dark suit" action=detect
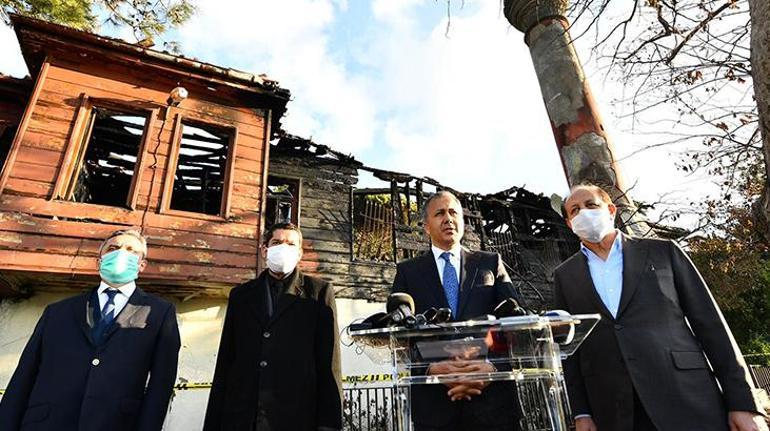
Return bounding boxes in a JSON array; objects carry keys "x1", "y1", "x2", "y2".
[
  {"x1": 392, "y1": 191, "x2": 521, "y2": 431},
  {"x1": 203, "y1": 222, "x2": 342, "y2": 431},
  {"x1": 555, "y1": 184, "x2": 767, "y2": 431},
  {"x1": 0, "y1": 229, "x2": 180, "y2": 431}
]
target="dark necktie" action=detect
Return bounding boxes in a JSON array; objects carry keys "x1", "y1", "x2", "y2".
[
  {"x1": 440, "y1": 252, "x2": 460, "y2": 317},
  {"x1": 101, "y1": 289, "x2": 119, "y2": 326}
]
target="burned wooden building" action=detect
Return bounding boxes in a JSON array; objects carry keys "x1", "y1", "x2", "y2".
[
  {"x1": 269, "y1": 134, "x2": 579, "y2": 308},
  {"x1": 0, "y1": 14, "x2": 289, "y2": 298},
  {"x1": 0, "y1": 14, "x2": 578, "y2": 309}
]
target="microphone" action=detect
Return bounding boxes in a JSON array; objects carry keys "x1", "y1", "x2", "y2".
[
  {"x1": 493, "y1": 298, "x2": 529, "y2": 318},
  {"x1": 348, "y1": 312, "x2": 389, "y2": 331},
  {"x1": 420, "y1": 307, "x2": 452, "y2": 324},
  {"x1": 386, "y1": 293, "x2": 418, "y2": 327}
]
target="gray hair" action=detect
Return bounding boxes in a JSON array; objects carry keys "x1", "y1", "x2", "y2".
[
  {"x1": 421, "y1": 191, "x2": 463, "y2": 222},
  {"x1": 99, "y1": 229, "x2": 148, "y2": 258}
]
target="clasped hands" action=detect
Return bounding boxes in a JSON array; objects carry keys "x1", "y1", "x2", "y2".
[{"x1": 427, "y1": 359, "x2": 496, "y2": 402}]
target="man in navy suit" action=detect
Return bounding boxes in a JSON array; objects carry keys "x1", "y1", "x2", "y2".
[
  {"x1": 392, "y1": 191, "x2": 521, "y2": 431},
  {"x1": 0, "y1": 229, "x2": 181, "y2": 431}
]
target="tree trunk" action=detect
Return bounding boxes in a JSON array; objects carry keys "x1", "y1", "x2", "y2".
[{"x1": 749, "y1": 0, "x2": 770, "y2": 241}]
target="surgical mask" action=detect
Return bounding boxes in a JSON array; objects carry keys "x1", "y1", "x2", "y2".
[
  {"x1": 570, "y1": 208, "x2": 615, "y2": 243},
  {"x1": 266, "y1": 243, "x2": 301, "y2": 275},
  {"x1": 99, "y1": 249, "x2": 141, "y2": 285}
]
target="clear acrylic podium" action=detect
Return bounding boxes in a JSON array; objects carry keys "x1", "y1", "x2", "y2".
[{"x1": 349, "y1": 313, "x2": 600, "y2": 431}]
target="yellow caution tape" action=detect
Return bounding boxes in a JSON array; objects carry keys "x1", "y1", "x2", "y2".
[
  {"x1": 173, "y1": 382, "x2": 212, "y2": 390},
  {"x1": 342, "y1": 373, "x2": 404, "y2": 384}
]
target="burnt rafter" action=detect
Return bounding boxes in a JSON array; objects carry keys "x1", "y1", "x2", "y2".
[{"x1": 274, "y1": 132, "x2": 579, "y2": 307}]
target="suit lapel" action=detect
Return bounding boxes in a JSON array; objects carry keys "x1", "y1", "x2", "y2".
[
  {"x1": 617, "y1": 234, "x2": 648, "y2": 319},
  {"x1": 101, "y1": 287, "x2": 150, "y2": 345},
  {"x1": 457, "y1": 249, "x2": 479, "y2": 318},
  {"x1": 417, "y1": 251, "x2": 450, "y2": 309},
  {"x1": 572, "y1": 254, "x2": 615, "y2": 321},
  {"x1": 244, "y1": 274, "x2": 269, "y2": 325},
  {"x1": 74, "y1": 290, "x2": 94, "y2": 345}
]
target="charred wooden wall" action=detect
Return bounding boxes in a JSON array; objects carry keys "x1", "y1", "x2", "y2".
[
  {"x1": 0, "y1": 76, "x2": 30, "y2": 129},
  {"x1": 269, "y1": 152, "x2": 396, "y2": 300},
  {"x1": 0, "y1": 55, "x2": 272, "y2": 297}
]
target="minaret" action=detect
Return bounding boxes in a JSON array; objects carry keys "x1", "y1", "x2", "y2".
[{"x1": 504, "y1": 0, "x2": 649, "y2": 235}]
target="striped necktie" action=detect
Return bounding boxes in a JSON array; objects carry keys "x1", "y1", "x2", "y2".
[{"x1": 101, "y1": 289, "x2": 119, "y2": 326}]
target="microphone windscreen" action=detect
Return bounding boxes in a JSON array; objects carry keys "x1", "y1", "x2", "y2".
[
  {"x1": 387, "y1": 292, "x2": 415, "y2": 314},
  {"x1": 362, "y1": 312, "x2": 388, "y2": 325}
]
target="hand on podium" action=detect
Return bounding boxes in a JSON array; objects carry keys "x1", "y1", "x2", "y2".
[{"x1": 427, "y1": 360, "x2": 495, "y2": 401}]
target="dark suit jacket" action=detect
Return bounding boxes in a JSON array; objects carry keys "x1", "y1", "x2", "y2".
[
  {"x1": 0, "y1": 287, "x2": 180, "y2": 431},
  {"x1": 392, "y1": 249, "x2": 521, "y2": 429},
  {"x1": 554, "y1": 235, "x2": 762, "y2": 431},
  {"x1": 203, "y1": 270, "x2": 342, "y2": 431}
]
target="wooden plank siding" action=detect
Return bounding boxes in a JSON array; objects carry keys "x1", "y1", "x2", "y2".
[
  {"x1": 270, "y1": 155, "x2": 395, "y2": 301},
  {"x1": 0, "y1": 55, "x2": 273, "y2": 297}
]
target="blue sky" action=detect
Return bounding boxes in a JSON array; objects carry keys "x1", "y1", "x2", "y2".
[{"x1": 0, "y1": 0, "x2": 717, "y2": 218}]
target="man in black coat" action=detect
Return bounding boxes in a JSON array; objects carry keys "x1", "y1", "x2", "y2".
[
  {"x1": 555, "y1": 184, "x2": 766, "y2": 431},
  {"x1": 392, "y1": 191, "x2": 521, "y2": 431},
  {"x1": 203, "y1": 222, "x2": 342, "y2": 431},
  {"x1": 0, "y1": 229, "x2": 180, "y2": 431}
]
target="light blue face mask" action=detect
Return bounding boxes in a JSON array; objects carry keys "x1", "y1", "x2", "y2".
[{"x1": 99, "y1": 249, "x2": 141, "y2": 285}]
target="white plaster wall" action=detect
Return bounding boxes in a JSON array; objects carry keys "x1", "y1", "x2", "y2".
[{"x1": 0, "y1": 293, "x2": 389, "y2": 430}]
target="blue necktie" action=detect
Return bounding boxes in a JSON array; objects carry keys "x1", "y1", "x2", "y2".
[
  {"x1": 101, "y1": 289, "x2": 119, "y2": 326},
  {"x1": 440, "y1": 252, "x2": 460, "y2": 317}
]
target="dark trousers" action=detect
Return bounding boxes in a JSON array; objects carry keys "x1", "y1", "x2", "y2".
[{"x1": 633, "y1": 389, "x2": 657, "y2": 431}]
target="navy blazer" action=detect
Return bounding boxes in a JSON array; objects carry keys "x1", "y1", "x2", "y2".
[
  {"x1": 392, "y1": 249, "x2": 521, "y2": 430},
  {"x1": 0, "y1": 287, "x2": 180, "y2": 431}
]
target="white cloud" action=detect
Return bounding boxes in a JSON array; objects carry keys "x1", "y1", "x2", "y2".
[
  {"x1": 361, "y1": 1, "x2": 567, "y2": 194},
  {"x1": 0, "y1": 0, "x2": 717, "y2": 220},
  {"x1": 0, "y1": 25, "x2": 29, "y2": 78},
  {"x1": 178, "y1": 0, "x2": 375, "y2": 154}
]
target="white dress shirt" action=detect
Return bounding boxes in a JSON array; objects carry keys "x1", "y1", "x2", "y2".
[
  {"x1": 431, "y1": 244, "x2": 462, "y2": 285},
  {"x1": 97, "y1": 281, "x2": 136, "y2": 316},
  {"x1": 580, "y1": 231, "x2": 624, "y2": 318}
]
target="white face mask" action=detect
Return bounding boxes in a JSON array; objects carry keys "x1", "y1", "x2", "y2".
[
  {"x1": 570, "y1": 208, "x2": 615, "y2": 243},
  {"x1": 266, "y1": 243, "x2": 301, "y2": 275}
]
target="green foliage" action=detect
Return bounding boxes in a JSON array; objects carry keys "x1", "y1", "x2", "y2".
[
  {"x1": 2, "y1": 0, "x2": 93, "y2": 30},
  {"x1": 688, "y1": 197, "x2": 770, "y2": 365},
  {"x1": 1, "y1": 0, "x2": 195, "y2": 40}
]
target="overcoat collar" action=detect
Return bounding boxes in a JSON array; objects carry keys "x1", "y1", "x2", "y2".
[{"x1": 246, "y1": 269, "x2": 308, "y2": 326}]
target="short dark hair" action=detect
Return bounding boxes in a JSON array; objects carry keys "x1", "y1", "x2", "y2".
[
  {"x1": 421, "y1": 191, "x2": 463, "y2": 222},
  {"x1": 562, "y1": 183, "x2": 614, "y2": 219},
  {"x1": 262, "y1": 222, "x2": 303, "y2": 246}
]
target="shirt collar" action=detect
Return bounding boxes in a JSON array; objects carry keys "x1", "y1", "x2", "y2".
[
  {"x1": 431, "y1": 244, "x2": 462, "y2": 261},
  {"x1": 580, "y1": 230, "x2": 623, "y2": 260},
  {"x1": 98, "y1": 281, "x2": 136, "y2": 298}
]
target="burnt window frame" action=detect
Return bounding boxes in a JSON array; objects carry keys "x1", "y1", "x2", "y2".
[
  {"x1": 52, "y1": 95, "x2": 155, "y2": 209},
  {"x1": 265, "y1": 174, "x2": 302, "y2": 227},
  {"x1": 159, "y1": 114, "x2": 238, "y2": 221}
]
